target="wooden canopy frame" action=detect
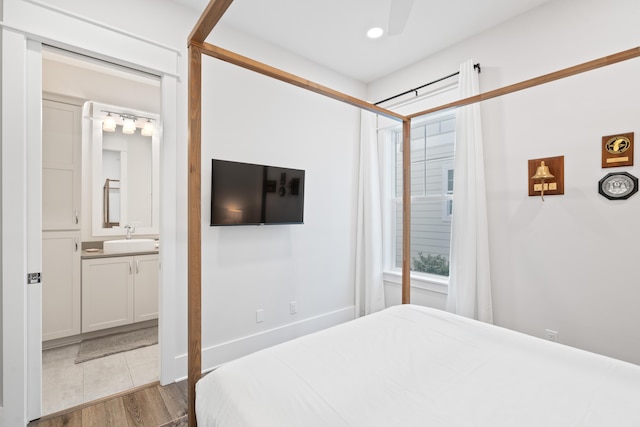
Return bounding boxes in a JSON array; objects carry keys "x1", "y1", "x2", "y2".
[{"x1": 186, "y1": 1, "x2": 640, "y2": 424}]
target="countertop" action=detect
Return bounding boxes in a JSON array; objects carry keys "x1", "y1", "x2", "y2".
[{"x1": 81, "y1": 248, "x2": 159, "y2": 259}]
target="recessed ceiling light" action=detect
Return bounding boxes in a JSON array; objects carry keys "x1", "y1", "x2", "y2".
[{"x1": 367, "y1": 27, "x2": 384, "y2": 39}]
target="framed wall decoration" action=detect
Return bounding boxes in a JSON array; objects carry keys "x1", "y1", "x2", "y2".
[
  {"x1": 602, "y1": 132, "x2": 633, "y2": 168},
  {"x1": 598, "y1": 171, "x2": 638, "y2": 200}
]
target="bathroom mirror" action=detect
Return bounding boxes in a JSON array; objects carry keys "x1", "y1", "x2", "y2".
[{"x1": 88, "y1": 101, "x2": 159, "y2": 237}]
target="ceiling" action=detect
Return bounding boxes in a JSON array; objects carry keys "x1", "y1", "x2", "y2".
[{"x1": 174, "y1": 0, "x2": 553, "y2": 83}]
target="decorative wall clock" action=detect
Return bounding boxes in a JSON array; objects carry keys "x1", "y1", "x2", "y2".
[
  {"x1": 602, "y1": 132, "x2": 634, "y2": 168},
  {"x1": 598, "y1": 172, "x2": 638, "y2": 200}
]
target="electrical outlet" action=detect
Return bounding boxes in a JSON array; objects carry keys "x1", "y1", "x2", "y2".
[
  {"x1": 290, "y1": 301, "x2": 297, "y2": 315},
  {"x1": 545, "y1": 329, "x2": 559, "y2": 342},
  {"x1": 256, "y1": 309, "x2": 264, "y2": 323}
]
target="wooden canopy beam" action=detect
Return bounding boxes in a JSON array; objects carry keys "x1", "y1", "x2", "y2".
[
  {"x1": 188, "y1": 0, "x2": 234, "y2": 45},
  {"x1": 408, "y1": 46, "x2": 640, "y2": 119},
  {"x1": 194, "y1": 41, "x2": 405, "y2": 122}
]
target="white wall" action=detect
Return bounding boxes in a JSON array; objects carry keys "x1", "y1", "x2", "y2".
[
  {"x1": 369, "y1": 0, "x2": 640, "y2": 365},
  {"x1": 195, "y1": 29, "x2": 365, "y2": 372},
  {"x1": 0, "y1": 0, "x2": 3, "y2": 410}
]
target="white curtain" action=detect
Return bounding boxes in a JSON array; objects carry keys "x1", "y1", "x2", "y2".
[
  {"x1": 355, "y1": 110, "x2": 386, "y2": 317},
  {"x1": 446, "y1": 60, "x2": 493, "y2": 323}
]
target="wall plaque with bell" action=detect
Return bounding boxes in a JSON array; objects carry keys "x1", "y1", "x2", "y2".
[{"x1": 528, "y1": 156, "x2": 564, "y2": 199}]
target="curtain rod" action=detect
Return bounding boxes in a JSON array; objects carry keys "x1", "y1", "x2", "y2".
[{"x1": 374, "y1": 63, "x2": 480, "y2": 106}]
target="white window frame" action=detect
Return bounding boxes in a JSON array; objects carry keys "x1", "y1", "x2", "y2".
[
  {"x1": 382, "y1": 110, "x2": 456, "y2": 283},
  {"x1": 441, "y1": 162, "x2": 454, "y2": 222}
]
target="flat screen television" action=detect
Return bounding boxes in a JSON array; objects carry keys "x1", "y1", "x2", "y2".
[{"x1": 210, "y1": 159, "x2": 305, "y2": 226}]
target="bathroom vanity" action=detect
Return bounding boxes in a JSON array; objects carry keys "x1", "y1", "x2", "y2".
[
  {"x1": 81, "y1": 248, "x2": 158, "y2": 333},
  {"x1": 41, "y1": 97, "x2": 161, "y2": 344}
]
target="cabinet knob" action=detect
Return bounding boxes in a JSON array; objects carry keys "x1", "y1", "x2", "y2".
[{"x1": 74, "y1": 210, "x2": 79, "y2": 224}]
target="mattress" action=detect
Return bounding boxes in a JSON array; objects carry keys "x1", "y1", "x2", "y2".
[{"x1": 196, "y1": 304, "x2": 640, "y2": 426}]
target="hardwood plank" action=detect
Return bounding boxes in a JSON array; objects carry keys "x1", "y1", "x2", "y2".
[
  {"x1": 81, "y1": 398, "x2": 129, "y2": 427},
  {"x1": 158, "y1": 382, "x2": 189, "y2": 420},
  {"x1": 122, "y1": 392, "x2": 145, "y2": 426},
  {"x1": 29, "y1": 382, "x2": 187, "y2": 427},
  {"x1": 196, "y1": 42, "x2": 405, "y2": 122},
  {"x1": 188, "y1": 43, "x2": 203, "y2": 427},
  {"x1": 122, "y1": 387, "x2": 173, "y2": 426},
  {"x1": 188, "y1": 0, "x2": 234, "y2": 45},
  {"x1": 32, "y1": 411, "x2": 82, "y2": 427},
  {"x1": 407, "y1": 46, "x2": 640, "y2": 119}
]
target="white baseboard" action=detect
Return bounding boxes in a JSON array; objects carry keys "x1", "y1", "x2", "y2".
[{"x1": 174, "y1": 306, "x2": 355, "y2": 380}]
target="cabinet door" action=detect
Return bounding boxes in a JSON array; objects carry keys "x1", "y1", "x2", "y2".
[
  {"x1": 82, "y1": 257, "x2": 134, "y2": 333},
  {"x1": 42, "y1": 99, "x2": 81, "y2": 230},
  {"x1": 134, "y1": 254, "x2": 159, "y2": 322},
  {"x1": 42, "y1": 231, "x2": 81, "y2": 341}
]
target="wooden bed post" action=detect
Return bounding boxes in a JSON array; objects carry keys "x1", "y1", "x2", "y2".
[
  {"x1": 187, "y1": 43, "x2": 203, "y2": 427},
  {"x1": 402, "y1": 118, "x2": 411, "y2": 304},
  {"x1": 188, "y1": 3, "x2": 234, "y2": 425}
]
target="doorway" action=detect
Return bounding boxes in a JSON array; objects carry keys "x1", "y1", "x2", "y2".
[{"x1": 40, "y1": 47, "x2": 162, "y2": 416}]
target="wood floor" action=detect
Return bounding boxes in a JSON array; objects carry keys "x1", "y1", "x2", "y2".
[{"x1": 29, "y1": 380, "x2": 187, "y2": 427}]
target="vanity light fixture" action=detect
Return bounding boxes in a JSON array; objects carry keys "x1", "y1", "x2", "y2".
[{"x1": 101, "y1": 110, "x2": 155, "y2": 137}]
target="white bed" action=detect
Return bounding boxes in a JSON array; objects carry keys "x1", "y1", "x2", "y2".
[{"x1": 196, "y1": 304, "x2": 640, "y2": 426}]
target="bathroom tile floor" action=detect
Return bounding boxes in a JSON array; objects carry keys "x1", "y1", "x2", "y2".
[{"x1": 42, "y1": 343, "x2": 159, "y2": 416}]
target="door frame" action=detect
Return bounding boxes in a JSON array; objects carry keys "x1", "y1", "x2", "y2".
[{"x1": 2, "y1": 7, "x2": 180, "y2": 424}]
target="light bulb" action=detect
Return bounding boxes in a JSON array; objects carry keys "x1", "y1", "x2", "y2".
[
  {"x1": 122, "y1": 117, "x2": 136, "y2": 134},
  {"x1": 367, "y1": 27, "x2": 384, "y2": 39},
  {"x1": 103, "y1": 113, "x2": 116, "y2": 132},
  {"x1": 141, "y1": 119, "x2": 154, "y2": 137}
]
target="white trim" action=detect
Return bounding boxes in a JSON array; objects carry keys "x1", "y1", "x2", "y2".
[
  {"x1": 158, "y1": 75, "x2": 178, "y2": 385},
  {"x1": 26, "y1": 39, "x2": 43, "y2": 421},
  {"x1": 22, "y1": 0, "x2": 181, "y2": 56},
  {"x1": 0, "y1": 20, "x2": 180, "y2": 80},
  {"x1": 383, "y1": 270, "x2": 448, "y2": 295},
  {"x1": 2, "y1": 28, "x2": 29, "y2": 426},
  {"x1": 174, "y1": 307, "x2": 356, "y2": 380}
]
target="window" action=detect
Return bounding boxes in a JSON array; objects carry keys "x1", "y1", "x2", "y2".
[{"x1": 388, "y1": 113, "x2": 455, "y2": 277}]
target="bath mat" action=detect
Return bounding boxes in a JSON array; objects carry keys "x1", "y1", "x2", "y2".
[{"x1": 75, "y1": 326, "x2": 157, "y2": 364}]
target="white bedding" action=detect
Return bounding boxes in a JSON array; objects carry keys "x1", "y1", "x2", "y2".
[{"x1": 196, "y1": 304, "x2": 640, "y2": 426}]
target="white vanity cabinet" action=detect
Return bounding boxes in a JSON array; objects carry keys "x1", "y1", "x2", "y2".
[
  {"x1": 42, "y1": 98, "x2": 81, "y2": 231},
  {"x1": 42, "y1": 95, "x2": 83, "y2": 342},
  {"x1": 82, "y1": 253, "x2": 158, "y2": 333},
  {"x1": 42, "y1": 232, "x2": 81, "y2": 341},
  {"x1": 133, "y1": 254, "x2": 159, "y2": 323}
]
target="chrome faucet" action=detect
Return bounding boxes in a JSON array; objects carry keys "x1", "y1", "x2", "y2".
[{"x1": 124, "y1": 225, "x2": 136, "y2": 240}]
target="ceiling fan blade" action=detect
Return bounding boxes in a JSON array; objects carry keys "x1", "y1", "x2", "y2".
[{"x1": 388, "y1": 0, "x2": 414, "y2": 36}]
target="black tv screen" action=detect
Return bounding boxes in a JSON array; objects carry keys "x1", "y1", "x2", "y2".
[{"x1": 210, "y1": 159, "x2": 305, "y2": 226}]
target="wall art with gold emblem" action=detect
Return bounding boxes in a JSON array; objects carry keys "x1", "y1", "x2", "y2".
[{"x1": 602, "y1": 132, "x2": 633, "y2": 168}]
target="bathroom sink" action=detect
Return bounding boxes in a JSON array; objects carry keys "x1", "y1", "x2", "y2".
[{"x1": 103, "y1": 238, "x2": 156, "y2": 253}]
